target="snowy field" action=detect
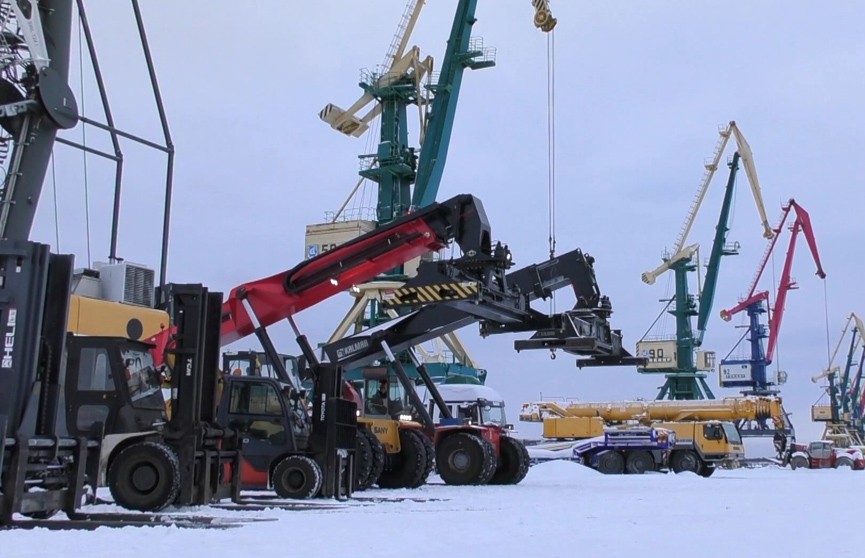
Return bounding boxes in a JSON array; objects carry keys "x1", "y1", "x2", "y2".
[{"x1": 4, "y1": 462, "x2": 862, "y2": 558}]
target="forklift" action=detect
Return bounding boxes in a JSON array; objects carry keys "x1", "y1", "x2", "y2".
[{"x1": 324, "y1": 245, "x2": 646, "y2": 486}]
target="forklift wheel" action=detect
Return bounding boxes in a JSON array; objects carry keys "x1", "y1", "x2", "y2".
[
  {"x1": 790, "y1": 456, "x2": 809, "y2": 470},
  {"x1": 107, "y1": 441, "x2": 180, "y2": 512},
  {"x1": 272, "y1": 455, "x2": 322, "y2": 499},
  {"x1": 377, "y1": 429, "x2": 428, "y2": 489},
  {"x1": 436, "y1": 432, "x2": 494, "y2": 485},
  {"x1": 354, "y1": 429, "x2": 376, "y2": 491},
  {"x1": 476, "y1": 436, "x2": 497, "y2": 484},
  {"x1": 417, "y1": 432, "x2": 436, "y2": 483},
  {"x1": 365, "y1": 430, "x2": 386, "y2": 489},
  {"x1": 489, "y1": 436, "x2": 530, "y2": 485}
]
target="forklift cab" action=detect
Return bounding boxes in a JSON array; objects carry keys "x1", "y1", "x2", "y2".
[
  {"x1": 222, "y1": 350, "x2": 300, "y2": 382},
  {"x1": 216, "y1": 375, "x2": 311, "y2": 489},
  {"x1": 64, "y1": 335, "x2": 167, "y2": 438},
  {"x1": 360, "y1": 367, "x2": 411, "y2": 419}
]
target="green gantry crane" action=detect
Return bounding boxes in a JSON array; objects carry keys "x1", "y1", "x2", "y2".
[{"x1": 637, "y1": 122, "x2": 774, "y2": 400}]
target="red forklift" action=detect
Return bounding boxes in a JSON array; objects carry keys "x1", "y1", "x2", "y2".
[{"x1": 787, "y1": 440, "x2": 865, "y2": 470}]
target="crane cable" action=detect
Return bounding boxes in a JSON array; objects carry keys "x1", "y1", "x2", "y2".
[{"x1": 545, "y1": 28, "x2": 557, "y2": 315}]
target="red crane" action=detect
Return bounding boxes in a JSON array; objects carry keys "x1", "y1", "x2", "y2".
[{"x1": 719, "y1": 199, "x2": 826, "y2": 394}]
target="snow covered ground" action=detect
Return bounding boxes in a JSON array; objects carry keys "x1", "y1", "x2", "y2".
[{"x1": 5, "y1": 463, "x2": 863, "y2": 558}]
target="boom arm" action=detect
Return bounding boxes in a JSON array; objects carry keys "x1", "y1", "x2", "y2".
[
  {"x1": 411, "y1": 0, "x2": 481, "y2": 209},
  {"x1": 520, "y1": 396, "x2": 787, "y2": 424},
  {"x1": 641, "y1": 121, "x2": 773, "y2": 285},
  {"x1": 148, "y1": 193, "x2": 494, "y2": 364},
  {"x1": 0, "y1": 0, "x2": 78, "y2": 240},
  {"x1": 695, "y1": 152, "x2": 740, "y2": 340},
  {"x1": 721, "y1": 199, "x2": 826, "y2": 362},
  {"x1": 323, "y1": 248, "x2": 635, "y2": 370}
]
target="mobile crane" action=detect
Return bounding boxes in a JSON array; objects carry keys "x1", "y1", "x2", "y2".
[
  {"x1": 517, "y1": 397, "x2": 801, "y2": 474},
  {"x1": 637, "y1": 122, "x2": 774, "y2": 400},
  {"x1": 810, "y1": 313, "x2": 865, "y2": 447},
  {"x1": 718, "y1": 199, "x2": 825, "y2": 437}
]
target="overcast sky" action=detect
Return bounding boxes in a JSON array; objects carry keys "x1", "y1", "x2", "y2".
[{"x1": 29, "y1": 1, "x2": 865, "y2": 448}]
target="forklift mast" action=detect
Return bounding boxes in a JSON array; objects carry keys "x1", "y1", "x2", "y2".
[
  {"x1": 1, "y1": 240, "x2": 82, "y2": 522},
  {"x1": 157, "y1": 283, "x2": 239, "y2": 507}
]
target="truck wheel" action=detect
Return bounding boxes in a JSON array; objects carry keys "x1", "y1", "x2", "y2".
[
  {"x1": 671, "y1": 450, "x2": 702, "y2": 474},
  {"x1": 834, "y1": 456, "x2": 853, "y2": 469},
  {"x1": 377, "y1": 429, "x2": 428, "y2": 489},
  {"x1": 698, "y1": 465, "x2": 716, "y2": 478},
  {"x1": 596, "y1": 451, "x2": 625, "y2": 474},
  {"x1": 489, "y1": 436, "x2": 530, "y2": 485},
  {"x1": 107, "y1": 441, "x2": 180, "y2": 511},
  {"x1": 354, "y1": 428, "x2": 375, "y2": 491},
  {"x1": 272, "y1": 455, "x2": 322, "y2": 499},
  {"x1": 625, "y1": 451, "x2": 654, "y2": 474},
  {"x1": 436, "y1": 432, "x2": 494, "y2": 485},
  {"x1": 790, "y1": 455, "x2": 809, "y2": 470}
]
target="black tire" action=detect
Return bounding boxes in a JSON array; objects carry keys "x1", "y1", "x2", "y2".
[
  {"x1": 272, "y1": 455, "x2": 322, "y2": 499},
  {"x1": 107, "y1": 441, "x2": 180, "y2": 512},
  {"x1": 790, "y1": 455, "x2": 809, "y2": 470},
  {"x1": 476, "y1": 436, "x2": 497, "y2": 485},
  {"x1": 625, "y1": 451, "x2": 655, "y2": 474},
  {"x1": 596, "y1": 451, "x2": 625, "y2": 474},
  {"x1": 835, "y1": 457, "x2": 853, "y2": 469},
  {"x1": 489, "y1": 436, "x2": 530, "y2": 485},
  {"x1": 354, "y1": 428, "x2": 375, "y2": 491},
  {"x1": 417, "y1": 431, "x2": 436, "y2": 484},
  {"x1": 436, "y1": 432, "x2": 494, "y2": 485},
  {"x1": 671, "y1": 450, "x2": 702, "y2": 474},
  {"x1": 698, "y1": 464, "x2": 716, "y2": 478},
  {"x1": 377, "y1": 429, "x2": 428, "y2": 489},
  {"x1": 366, "y1": 430, "x2": 386, "y2": 488}
]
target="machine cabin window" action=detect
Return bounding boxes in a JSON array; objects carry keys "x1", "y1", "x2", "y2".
[
  {"x1": 77, "y1": 348, "x2": 114, "y2": 391},
  {"x1": 228, "y1": 382, "x2": 284, "y2": 416}
]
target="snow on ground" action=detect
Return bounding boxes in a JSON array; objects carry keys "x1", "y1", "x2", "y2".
[{"x1": 5, "y1": 463, "x2": 863, "y2": 558}]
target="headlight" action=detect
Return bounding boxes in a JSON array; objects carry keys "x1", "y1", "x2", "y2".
[
  {"x1": 356, "y1": 410, "x2": 361, "y2": 417},
  {"x1": 399, "y1": 414, "x2": 412, "y2": 422}
]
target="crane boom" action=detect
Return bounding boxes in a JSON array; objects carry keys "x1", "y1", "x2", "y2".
[
  {"x1": 695, "y1": 151, "x2": 740, "y2": 340},
  {"x1": 148, "y1": 193, "x2": 494, "y2": 364},
  {"x1": 412, "y1": 0, "x2": 487, "y2": 209},
  {"x1": 644, "y1": 121, "x2": 773, "y2": 285},
  {"x1": 520, "y1": 396, "x2": 788, "y2": 425}
]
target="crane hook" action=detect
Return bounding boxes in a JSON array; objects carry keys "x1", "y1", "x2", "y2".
[{"x1": 549, "y1": 349, "x2": 557, "y2": 360}]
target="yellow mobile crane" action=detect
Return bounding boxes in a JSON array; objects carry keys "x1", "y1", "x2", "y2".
[{"x1": 520, "y1": 396, "x2": 792, "y2": 475}]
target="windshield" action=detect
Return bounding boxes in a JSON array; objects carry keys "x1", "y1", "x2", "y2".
[
  {"x1": 122, "y1": 349, "x2": 164, "y2": 410},
  {"x1": 480, "y1": 403, "x2": 506, "y2": 426},
  {"x1": 721, "y1": 422, "x2": 742, "y2": 445}
]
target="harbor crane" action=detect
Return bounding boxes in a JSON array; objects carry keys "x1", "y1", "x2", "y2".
[{"x1": 637, "y1": 121, "x2": 773, "y2": 400}]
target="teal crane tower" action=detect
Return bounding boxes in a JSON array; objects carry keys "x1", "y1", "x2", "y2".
[
  {"x1": 313, "y1": 1, "x2": 557, "y2": 385},
  {"x1": 637, "y1": 122, "x2": 774, "y2": 400}
]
